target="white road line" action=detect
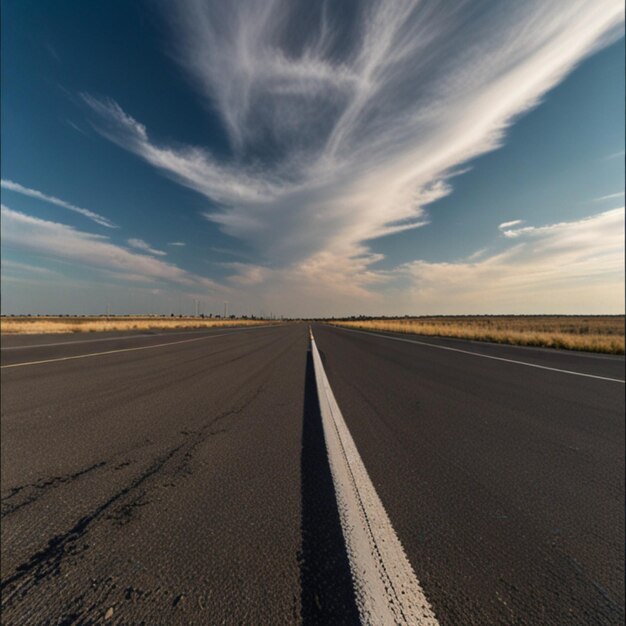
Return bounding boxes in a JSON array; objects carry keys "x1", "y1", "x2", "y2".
[
  {"x1": 0, "y1": 327, "x2": 233, "y2": 351},
  {"x1": 310, "y1": 330, "x2": 439, "y2": 625},
  {"x1": 332, "y1": 326, "x2": 625, "y2": 384},
  {"x1": 1, "y1": 325, "x2": 276, "y2": 369}
]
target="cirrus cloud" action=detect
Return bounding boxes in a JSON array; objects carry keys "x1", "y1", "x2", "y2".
[
  {"x1": 85, "y1": 2, "x2": 623, "y2": 255},
  {"x1": 79, "y1": 0, "x2": 623, "y2": 314},
  {"x1": 1, "y1": 179, "x2": 117, "y2": 228}
]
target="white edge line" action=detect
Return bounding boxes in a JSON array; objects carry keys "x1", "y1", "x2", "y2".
[
  {"x1": 0, "y1": 327, "x2": 251, "y2": 351},
  {"x1": 331, "y1": 326, "x2": 625, "y2": 384},
  {"x1": 310, "y1": 329, "x2": 439, "y2": 626},
  {"x1": 0, "y1": 324, "x2": 278, "y2": 369}
]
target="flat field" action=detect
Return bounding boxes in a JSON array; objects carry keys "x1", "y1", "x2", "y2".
[
  {"x1": 331, "y1": 316, "x2": 625, "y2": 354},
  {"x1": 0, "y1": 316, "x2": 276, "y2": 334}
]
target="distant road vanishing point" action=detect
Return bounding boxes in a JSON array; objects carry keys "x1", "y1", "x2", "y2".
[{"x1": 1, "y1": 323, "x2": 624, "y2": 624}]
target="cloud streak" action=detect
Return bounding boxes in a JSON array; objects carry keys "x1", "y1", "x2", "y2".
[
  {"x1": 594, "y1": 191, "x2": 625, "y2": 202},
  {"x1": 1, "y1": 179, "x2": 117, "y2": 228},
  {"x1": 127, "y1": 238, "x2": 167, "y2": 256},
  {"x1": 499, "y1": 220, "x2": 524, "y2": 230},
  {"x1": 1, "y1": 205, "x2": 224, "y2": 294}
]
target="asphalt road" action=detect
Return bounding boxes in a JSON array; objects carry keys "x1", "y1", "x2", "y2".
[{"x1": 1, "y1": 323, "x2": 624, "y2": 624}]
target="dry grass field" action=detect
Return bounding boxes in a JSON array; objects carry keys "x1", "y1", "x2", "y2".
[
  {"x1": 331, "y1": 316, "x2": 625, "y2": 354},
  {"x1": 0, "y1": 316, "x2": 277, "y2": 335}
]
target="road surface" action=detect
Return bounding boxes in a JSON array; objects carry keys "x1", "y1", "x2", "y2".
[{"x1": 1, "y1": 323, "x2": 623, "y2": 624}]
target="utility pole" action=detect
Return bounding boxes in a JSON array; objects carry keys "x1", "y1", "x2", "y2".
[{"x1": 223, "y1": 301, "x2": 228, "y2": 318}]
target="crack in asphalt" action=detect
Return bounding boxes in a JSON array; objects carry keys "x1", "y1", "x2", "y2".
[
  {"x1": 1, "y1": 461, "x2": 108, "y2": 518},
  {"x1": 0, "y1": 329, "x2": 305, "y2": 622},
  {"x1": 0, "y1": 443, "x2": 187, "y2": 605},
  {"x1": 0, "y1": 377, "x2": 270, "y2": 613}
]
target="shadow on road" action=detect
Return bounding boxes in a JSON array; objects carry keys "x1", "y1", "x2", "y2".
[{"x1": 299, "y1": 349, "x2": 360, "y2": 625}]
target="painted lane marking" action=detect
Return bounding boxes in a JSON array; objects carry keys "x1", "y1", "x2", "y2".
[
  {"x1": 332, "y1": 326, "x2": 625, "y2": 384},
  {"x1": 0, "y1": 327, "x2": 246, "y2": 351},
  {"x1": 310, "y1": 330, "x2": 439, "y2": 625},
  {"x1": 1, "y1": 325, "x2": 278, "y2": 369}
]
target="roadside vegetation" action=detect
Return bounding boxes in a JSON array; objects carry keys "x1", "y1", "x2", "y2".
[
  {"x1": 331, "y1": 316, "x2": 625, "y2": 354},
  {"x1": 0, "y1": 316, "x2": 278, "y2": 335}
]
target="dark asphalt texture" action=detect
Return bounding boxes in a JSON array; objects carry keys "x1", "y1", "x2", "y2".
[
  {"x1": 1, "y1": 322, "x2": 624, "y2": 624},
  {"x1": 312, "y1": 324, "x2": 625, "y2": 626}
]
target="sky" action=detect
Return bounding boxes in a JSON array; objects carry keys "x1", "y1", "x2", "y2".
[{"x1": 1, "y1": 0, "x2": 624, "y2": 317}]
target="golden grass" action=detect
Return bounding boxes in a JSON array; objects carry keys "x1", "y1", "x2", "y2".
[
  {"x1": 0, "y1": 316, "x2": 279, "y2": 335},
  {"x1": 331, "y1": 316, "x2": 625, "y2": 354}
]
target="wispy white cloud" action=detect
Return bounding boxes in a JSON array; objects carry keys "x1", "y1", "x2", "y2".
[
  {"x1": 499, "y1": 219, "x2": 524, "y2": 231},
  {"x1": 81, "y1": 0, "x2": 623, "y2": 311},
  {"x1": 397, "y1": 208, "x2": 625, "y2": 314},
  {"x1": 127, "y1": 237, "x2": 167, "y2": 256},
  {"x1": 1, "y1": 205, "x2": 225, "y2": 293},
  {"x1": 594, "y1": 191, "x2": 625, "y2": 202},
  {"x1": 1, "y1": 179, "x2": 117, "y2": 228},
  {"x1": 65, "y1": 119, "x2": 89, "y2": 136},
  {"x1": 81, "y1": 94, "x2": 281, "y2": 205},
  {"x1": 167, "y1": 241, "x2": 186, "y2": 247}
]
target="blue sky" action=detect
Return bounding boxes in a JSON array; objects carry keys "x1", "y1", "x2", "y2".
[{"x1": 1, "y1": 0, "x2": 624, "y2": 316}]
